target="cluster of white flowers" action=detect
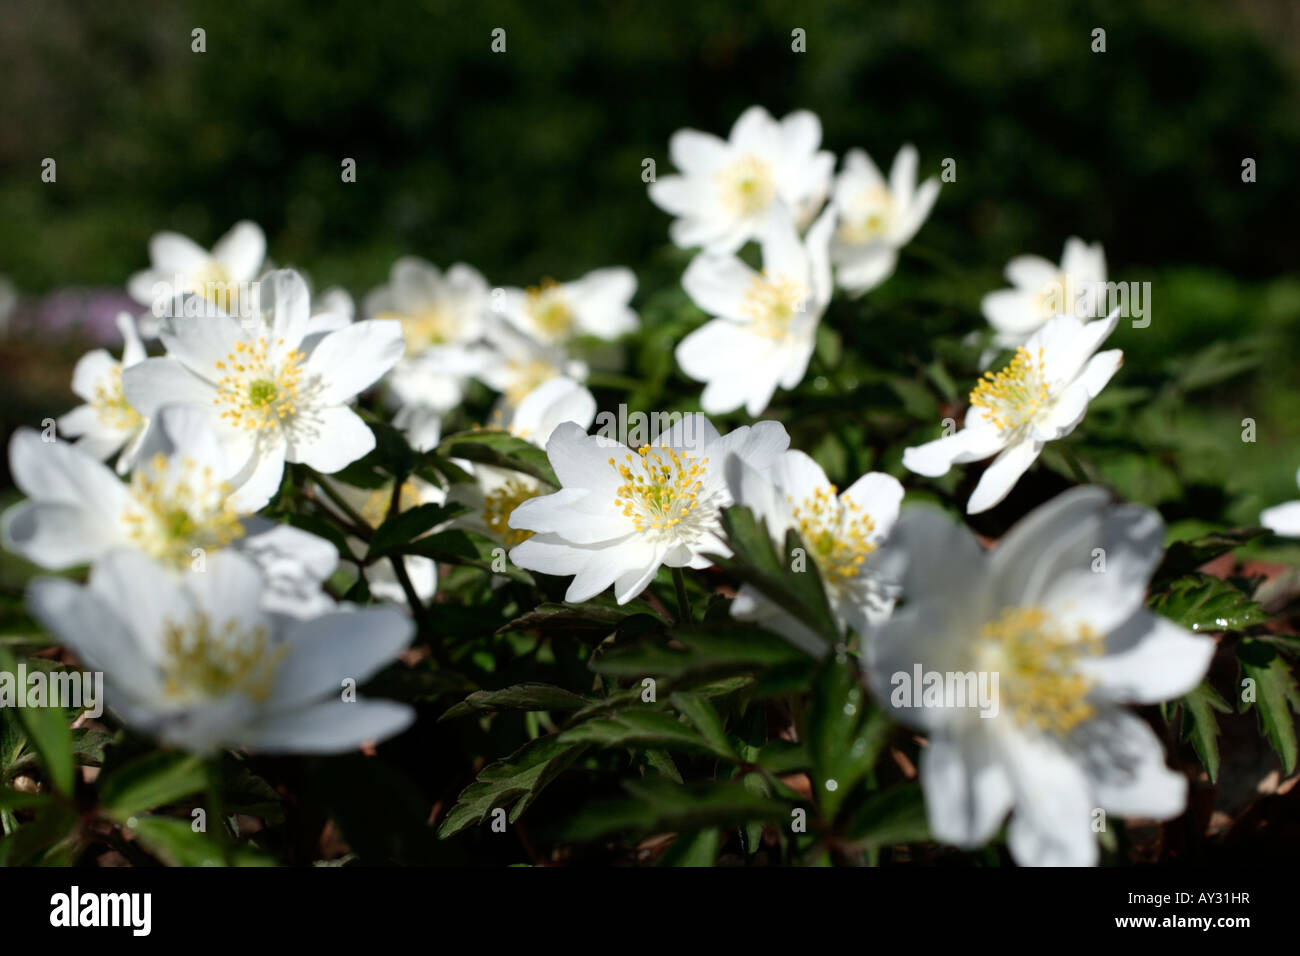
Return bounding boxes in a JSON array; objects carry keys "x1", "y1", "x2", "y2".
[
  {"x1": 649, "y1": 106, "x2": 941, "y2": 416},
  {"x1": 8, "y1": 103, "x2": 1279, "y2": 869}
]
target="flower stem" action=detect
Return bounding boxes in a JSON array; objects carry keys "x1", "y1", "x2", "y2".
[
  {"x1": 672, "y1": 567, "x2": 691, "y2": 625},
  {"x1": 1060, "y1": 445, "x2": 1092, "y2": 485}
]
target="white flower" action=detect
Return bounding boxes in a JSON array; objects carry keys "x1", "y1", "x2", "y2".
[
  {"x1": 903, "y1": 310, "x2": 1123, "y2": 514},
  {"x1": 364, "y1": 257, "x2": 492, "y2": 450},
  {"x1": 648, "y1": 106, "x2": 834, "y2": 254},
  {"x1": 981, "y1": 238, "x2": 1107, "y2": 350},
  {"x1": 448, "y1": 377, "x2": 598, "y2": 548},
  {"x1": 123, "y1": 269, "x2": 405, "y2": 512},
  {"x1": 829, "y1": 145, "x2": 940, "y2": 295},
  {"x1": 3, "y1": 406, "x2": 337, "y2": 618},
  {"x1": 1261, "y1": 467, "x2": 1300, "y2": 537},
  {"x1": 57, "y1": 311, "x2": 149, "y2": 473},
  {"x1": 497, "y1": 268, "x2": 637, "y2": 348},
  {"x1": 508, "y1": 414, "x2": 789, "y2": 604},
  {"x1": 321, "y1": 475, "x2": 445, "y2": 604},
  {"x1": 676, "y1": 203, "x2": 835, "y2": 415},
  {"x1": 476, "y1": 317, "x2": 588, "y2": 408},
  {"x1": 27, "y1": 548, "x2": 413, "y2": 755},
  {"x1": 128, "y1": 220, "x2": 266, "y2": 333},
  {"x1": 727, "y1": 449, "x2": 903, "y2": 655},
  {"x1": 865, "y1": 487, "x2": 1214, "y2": 866}
]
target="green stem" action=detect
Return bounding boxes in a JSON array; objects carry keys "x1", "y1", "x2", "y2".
[
  {"x1": 312, "y1": 472, "x2": 373, "y2": 535},
  {"x1": 1060, "y1": 445, "x2": 1092, "y2": 485},
  {"x1": 671, "y1": 567, "x2": 692, "y2": 625}
]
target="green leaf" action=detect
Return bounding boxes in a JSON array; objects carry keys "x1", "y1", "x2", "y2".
[
  {"x1": 669, "y1": 692, "x2": 735, "y2": 759},
  {"x1": 843, "y1": 783, "x2": 930, "y2": 848},
  {"x1": 99, "y1": 751, "x2": 207, "y2": 822},
  {"x1": 0, "y1": 650, "x2": 74, "y2": 795},
  {"x1": 706, "y1": 506, "x2": 840, "y2": 651},
  {"x1": 1153, "y1": 527, "x2": 1268, "y2": 587},
  {"x1": 438, "y1": 735, "x2": 588, "y2": 838},
  {"x1": 127, "y1": 816, "x2": 272, "y2": 867},
  {"x1": 657, "y1": 828, "x2": 721, "y2": 866},
  {"x1": 367, "y1": 501, "x2": 465, "y2": 557},
  {"x1": 1148, "y1": 573, "x2": 1268, "y2": 632},
  {"x1": 498, "y1": 599, "x2": 666, "y2": 635},
  {"x1": 756, "y1": 739, "x2": 810, "y2": 775},
  {"x1": 805, "y1": 656, "x2": 889, "y2": 822},
  {"x1": 1238, "y1": 639, "x2": 1300, "y2": 773},
  {"x1": 440, "y1": 683, "x2": 593, "y2": 721},
  {"x1": 437, "y1": 430, "x2": 558, "y2": 487},
  {"x1": 558, "y1": 708, "x2": 730, "y2": 758},
  {"x1": 397, "y1": 529, "x2": 534, "y2": 585},
  {"x1": 556, "y1": 778, "x2": 790, "y2": 841},
  {"x1": 1178, "y1": 681, "x2": 1232, "y2": 783}
]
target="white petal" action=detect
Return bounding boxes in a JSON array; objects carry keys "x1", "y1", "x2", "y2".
[
  {"x1": 902, "y1": 424, "x2": 1005, "y2": 477},
  {"x1": 1262, "y1": 500, "x2": 1300, "y2": 537},
  {"x1": 1002, "y1": 728, "x2": 1099, "y2": 866},
  {"x1": 304, "y1": 319, "x2": 405, "y2": 404},
  {"x1": 921, "y1": 730, "x2": 1014, "y2": 848},
  {"x1": 286, "y1": 405, "x2": 375, "y2": 474},
  {"x1": 211, "y1": 221, "x2": 266, "y2": 280},
  {"x1": 682, "y1": 254, "x2": 755, "y2": 319},
  {"x1": 239, "y1": 699, "x2": 414, "y2": 754},
  {"x1": 122, "y1": 357, "x2": 217, "y2": 417},
  {"x1": 1072, "y1": 708, "x2": 1187, "y2": 819},
  {"x1": 1079, "y1": 609, "x2": 1214, "y2": 704},
  {"x1": 270, "y1": 606, "x2": 413, "y2": 710},
  {"x1": 966, "y1": 439, "x2": 1041, "y2": 514}
]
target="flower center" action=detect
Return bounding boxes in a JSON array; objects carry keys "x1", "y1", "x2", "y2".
[
  {"x1": 788, "y1": 486, "x2": 877, "y2": 583},
  {"x1": 359, "y1": 480, "x2": 424, "y2": 528},
  {"x1": 525, "y1": 279, "x2": 574, "y2": 339},
  {"x1": 839, "y1": 186, "x2": 894, "y2": 244},
  {"x1": 381, "y1": 306, "x2": 457, "y2": 351},
  {"x1": 611, "y1": 445, "x2": 711, "y2": 538},
  {"x1": 504, "y1": 359, "x2": 558, "y2": 406},
  {"x1": 160, "y1": 612, "x2": 285, "y2": 704},
  {"x1": 92, "y1": 366, "x2": 143, "y2": 431},
  {"x1": 968, "y1": 346, "x2": 1050, "y2": 433},
  {"x1": 121, "y1": 453, "x2": 245, "y2": 568},
  {"x1": 213, "y1": 336, "x2": 305, "y2": 431},
  {"x1": 717, "y1": 155, "x2": 775, "y2": 216},
  {"x1": 974, "y1": 605, "x2": 1102, "y2": 736},
  {"x1": 741, "y1": 272, "x2": 807, "y2": 339},
  {"x1": 483, "y1": 477, "x2": 542, "y2": 548},
  {"x1": 1032, "y1": 273, "x2": 1071, "y2": 319}
]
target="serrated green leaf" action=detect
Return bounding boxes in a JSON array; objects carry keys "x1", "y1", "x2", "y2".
[
  {"x1": 437, "y1": 430, "x2": 558, "y2": 486},
  {"x1": 440, "y1": 683, "x2": 592, "y2": 721},
  {"x1": 1153, "y1": 527, "x2": 1268, "y2": 587},
  {"x1": 367, "y1": 501, "x2": 465, "y2": 557},
  {"x1": 558, "y1": 708, "x2": 729, "y2": 757},
  {"x1": 438, "y1": 736, "x2": 587, "y2": 838},
  {"x1": 1238, "y1": 639, "x2": 1300, "y2": 773},
  {"x1": 1149, "y1": 573, "x2": 1268, "y2": 632},
  {"x1": 1179, "y1": 681, "x2": 1232, "y2": 783}
]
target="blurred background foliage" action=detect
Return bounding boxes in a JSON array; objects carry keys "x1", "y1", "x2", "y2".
[{"x1": 1, "y1": 0, "x2": 1299, "y2": 530}]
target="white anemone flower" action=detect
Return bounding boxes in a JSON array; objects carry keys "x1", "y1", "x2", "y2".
[
  {"x1": 829, "y1": 145, "x2": 940, "y2": 295},
  {"x1": 676, "y1": 203, "x2": 835, "y2": 415},
  {"x1": 865, "y1": 487, "x2": 1214, "y2": 866},
  {"x1": 1261, "y1": 467, "x2": 1300, "y2": 537},
  {"x1": 3, "y1": 406, "x2": 337, "y2": 618},
  {"x1": 508, "y1": 414, "x2": 789, "y2": 604},
  {"x1": 476, "y1": 317, "x2": 589, "y2": 408},
  {"x1": 365, "y1": 258, "x2": 492, "y2": 450},
  {"x1": 128, "y1": 220, "x2": 266, "y2": 333},
  {"x1": 122, "y1": 269, "x2": 405, "y2": 512},
  {"x1": 903, "y1": 310, "x2": 1123, "y2": 515},
  {"x1": 648, "y1": 106, "x2": 834, "y2": 254},
  {"x1": 57, "y1": 311, "x2": 149, "y2": 473},
  {"x1": 981, "y1": 238, "x2": 1107, "y2": 351},
  {"x1": 727, "y1": 449, "x2": 904, "y2": 656},
  {"x1": 27, "y1": 549, "x2": 413, "y2": 755},
  {"x1": 448, "y1": 377, "x2": 598, "y2": 548},
  {"x1": 497, "y1": 268, "x2": 637, "y2": 348}
]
